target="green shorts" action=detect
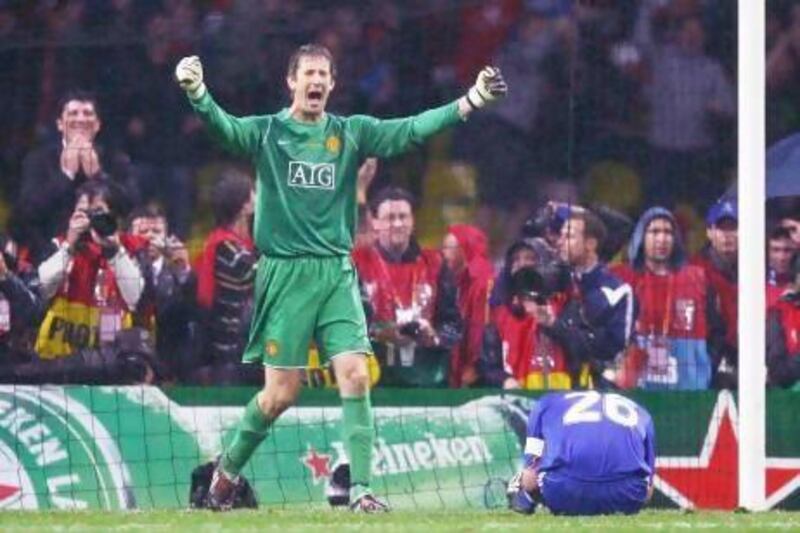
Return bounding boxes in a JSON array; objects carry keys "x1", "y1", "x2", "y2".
[{"x1": 242, "y1": 255, "x2": 371, "y2": 368}]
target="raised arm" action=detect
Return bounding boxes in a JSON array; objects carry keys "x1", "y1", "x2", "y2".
[
  {"x1": 354, "y1": 66, "x2": 507, "y2": 158},
  {"x1": 175, "y1": 56, "x2": 264, "y2": 157}
]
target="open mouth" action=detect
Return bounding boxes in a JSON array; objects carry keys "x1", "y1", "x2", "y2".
[{"x1": 307, "y1": 89, "x2": 323, "y2": 104}]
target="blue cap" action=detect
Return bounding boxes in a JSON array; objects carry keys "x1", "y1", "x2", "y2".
[{"x1": 706, "y1": 198, "x2": 738, "y2": 226}]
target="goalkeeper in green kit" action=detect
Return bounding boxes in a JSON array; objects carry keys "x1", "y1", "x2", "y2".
[{"x1": 175, "y1": 44, "x2": 507, "y2": 512}]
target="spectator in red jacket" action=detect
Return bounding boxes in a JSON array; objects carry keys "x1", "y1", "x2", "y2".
[
  {"x1": 767, "y1": 254, "x2": 800, "y2": 389},
  {"x1": 613, "y1": 207, "x2": 712, "y2": 390},
  {"x1": 478, "y1": 239, "x2": 577, "y2": 390},
  {"x1": 353, "y1": 186, "x2": 462, "y2": 387},
  {"x1": 33, "y1": 180, "x2": 150, "y2": 382},
  {"x1": 442, "y1": 224, "x2": 495, "y2": 387}
]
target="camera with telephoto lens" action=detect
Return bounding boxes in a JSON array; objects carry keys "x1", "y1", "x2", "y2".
[
  {"x1": 87, "y1": 208, "x2": 118, "y2": 238},
  {"x1": 511, "y1": 261, "x2": 571, "y2": 304}
]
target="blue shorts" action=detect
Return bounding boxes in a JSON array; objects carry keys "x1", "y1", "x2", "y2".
[{"x1": 540, "y1": 471, "x2": 649, "y2": 516}]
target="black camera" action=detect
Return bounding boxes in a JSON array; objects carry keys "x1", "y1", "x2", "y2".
[
  {"x1": 398, "y1": 321, "x2": 421, "y2": 337},
  {"x1": 87, "y1": 209, "x2": 118, "y2": 238},
  {"x1": 511, "y1": 262, "x2": 571, "y2": 304}
]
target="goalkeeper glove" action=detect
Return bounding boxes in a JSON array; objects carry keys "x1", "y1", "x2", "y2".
[
  {"x1": 175, "y1": 55, "x2": 207, "y2": 100},
  {"x1": 466, "y1": 66, "x2": 507, "y2": 110},
  {"x1": 506, "y1": 471, "x2": 536, "y2": 515}
]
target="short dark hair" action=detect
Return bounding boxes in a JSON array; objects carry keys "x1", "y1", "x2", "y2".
[
  {"x1": 769, "y1": 226, "x2": 793, "y2": 242},
  {"x1": 369, "y1": 186, "x2": 416, "y2": 217},
  {"x1": 287, "y1": 43, "x2": 337, "y2": 79},
  {"x1": 212, "y1": 173, "x2": 253, "y2": 226},
  {"x1": 75, "y1": 180, "x2": 120, "y2": 214},
  {"x1": 128, "y1": 204, "x2": 167, "y2": 230},
  {"x1": 572, "y1": 210, "x2": 607, "y2": 249},
  {"x1": 57, "y1": 89, "x2": 100, "y2": 118}
]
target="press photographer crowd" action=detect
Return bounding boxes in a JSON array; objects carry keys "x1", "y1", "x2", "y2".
[
  {"x1": 1, "y1": 123, "x2": 798, "y2": 391},
  {"x1": 0, "y1": 1, "x2": 797, "y2": 391}
]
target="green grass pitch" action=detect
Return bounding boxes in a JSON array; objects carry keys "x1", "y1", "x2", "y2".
[{"x1": 1, "y1": 509, "x2": 799, "y2": 531}]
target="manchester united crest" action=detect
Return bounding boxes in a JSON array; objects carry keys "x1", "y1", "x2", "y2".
[
  {"x1": 325, "y1": 135, "x2": 341, "y2": 154},
  {"x1": 265, "y1": 340, "x2": 280, "y2": 357}
]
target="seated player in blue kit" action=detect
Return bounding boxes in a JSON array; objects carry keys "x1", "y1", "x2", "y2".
[{"x1": 507, "y1": 391, "x2": 656, "y2": 516}]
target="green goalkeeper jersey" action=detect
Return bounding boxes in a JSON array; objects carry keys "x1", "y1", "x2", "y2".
[{"x1": 190, "y1": 92, "x2": 462, "y2": 257}]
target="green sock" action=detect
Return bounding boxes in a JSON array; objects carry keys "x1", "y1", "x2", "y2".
[
  {"x1": 341, "y1": 394, "x2": 374, "y2": 500},
  {"x1": 220, "y1": 394, "x2": 272, "y2": 477}
]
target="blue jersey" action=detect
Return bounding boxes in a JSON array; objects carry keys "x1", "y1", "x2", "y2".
[{"x1": 524, "y1": 391, "x2": 656, "y2": 482}]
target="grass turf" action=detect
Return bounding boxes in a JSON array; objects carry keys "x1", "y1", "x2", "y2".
[{"x1": 1, "y1": 509, "x2": 799, "y2": 532}]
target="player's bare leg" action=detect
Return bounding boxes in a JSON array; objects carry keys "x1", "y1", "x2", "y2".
[
  {"x1": 208, "y1": 367, "x2": 302, "y2": 510},
  {"x1": 333, "y1": 352, "x2": 388, "y2": 513}
]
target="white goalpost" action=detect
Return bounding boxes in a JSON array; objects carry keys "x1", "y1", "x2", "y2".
[{"x1": 737, "y1": 0, "x2": 766, "y2": 512}]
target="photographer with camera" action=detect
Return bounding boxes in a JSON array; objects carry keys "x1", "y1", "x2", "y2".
[
  {"x1": 478, "y1": 238, "x2": 581, "y2": 390},
  {"x1": 521, "y1": 201, "x2": 634, "y2": 264},
  {"x1": 353, "y1": 187, "x2": 462, "y2": 387},
  {"x1": 130, "y1": 205, "x2": 197, "y2": 382},
  {"x1": 520, "y1": 202, "x2": 573, "y2": 250},
  {"x1": 546, "y1": 209, "x2": 634, "y2": 388},
  {"x1": 34, "y1": 181, "x2": 147, "y2": 378},
  {"x1": 0, "y1": 235, "x2": 42, "y2": 369}
]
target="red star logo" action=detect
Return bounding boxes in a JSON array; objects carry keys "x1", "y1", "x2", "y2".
[
  {"x1": 0, "y1": 484, "x2": 19, "y2": 503},
  {"x1": 302, "y1": 446, "x2": 331, "y2": 484},
  {"x1": 655, "y1": 391, "x2": 800, "y2": 510},
  {"x1": 766, "y1": 457, "x2": 800, "y2": 509}
]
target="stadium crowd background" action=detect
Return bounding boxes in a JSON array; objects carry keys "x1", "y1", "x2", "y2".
[{"x1": 0, "y1": 0, "x2": 796, "y2": 390}]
